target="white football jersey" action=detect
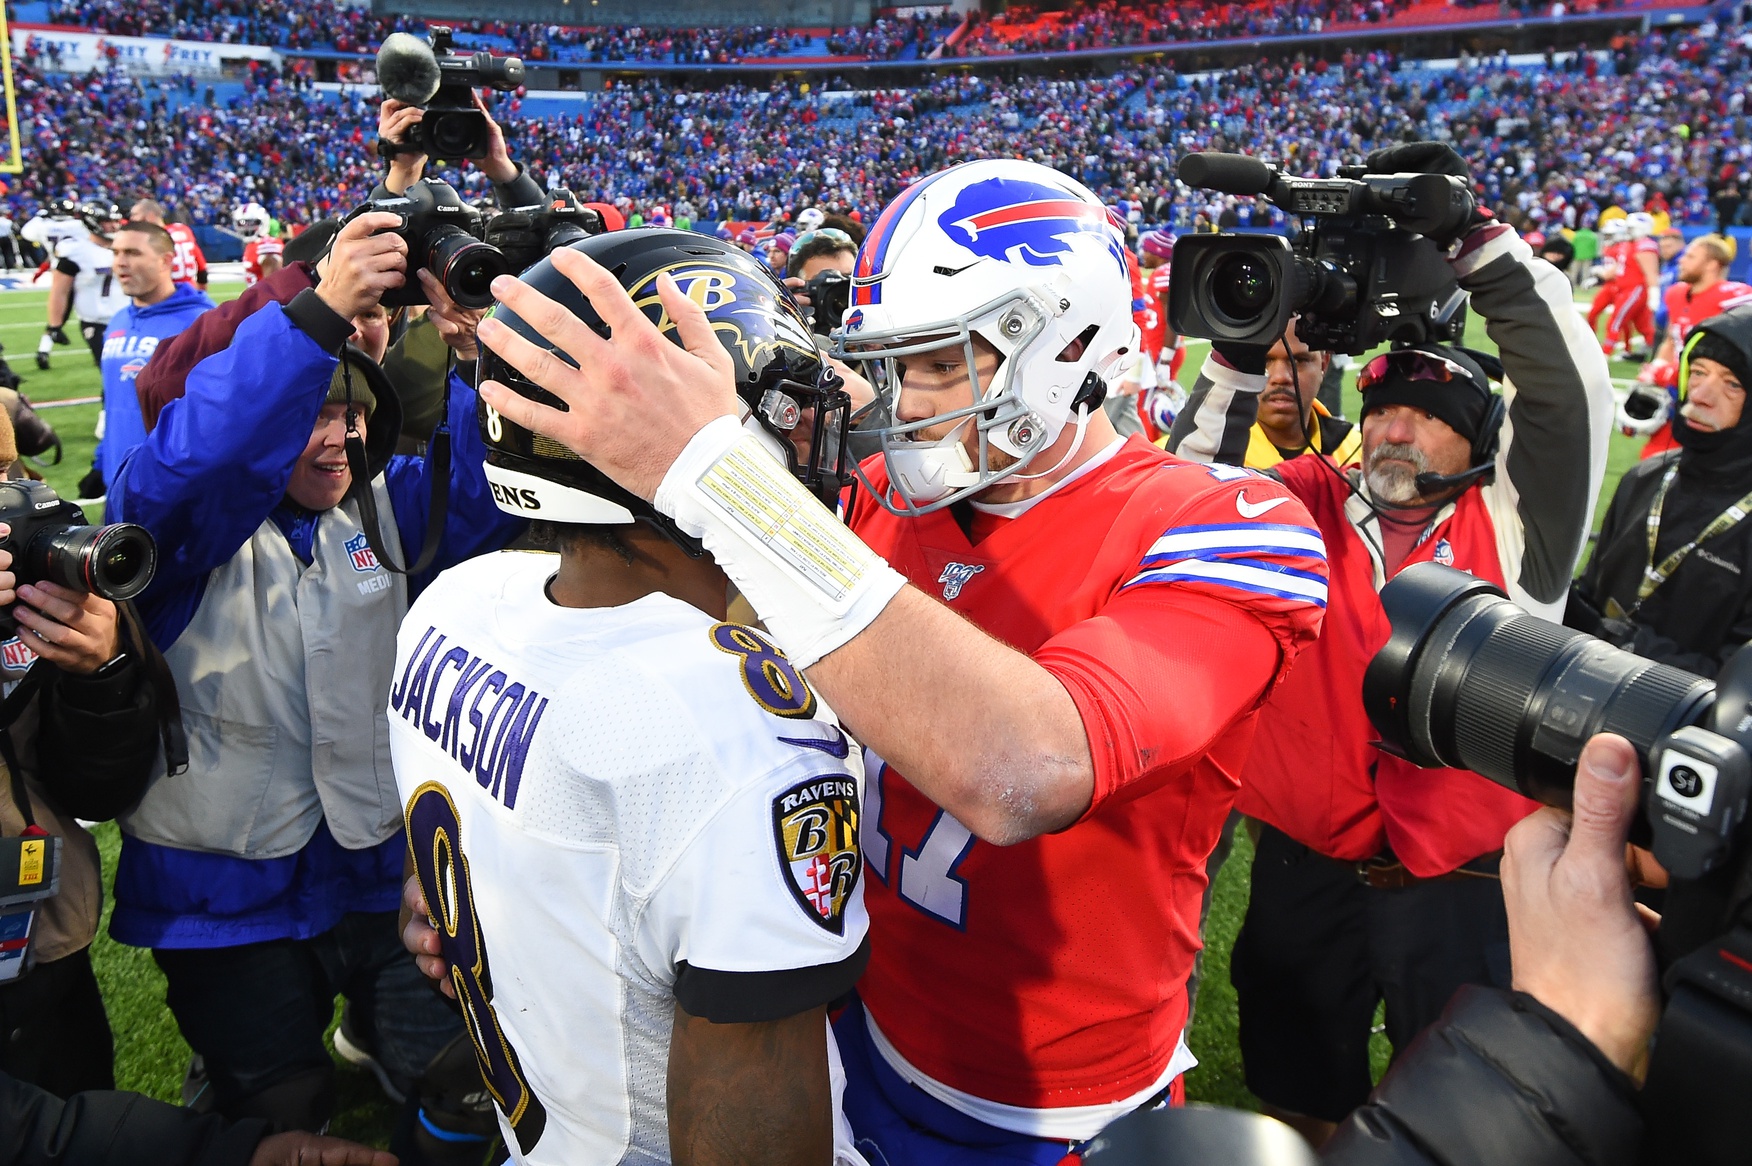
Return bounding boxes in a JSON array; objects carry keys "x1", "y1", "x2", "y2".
[
  {"x1": 388, "y1": 552, "x2": 870, "y2": 1166},
  {"x1": 55, "y1": 238, "x2": 127, "y2": 325},
  {"x1": 21, "y1": 213, "x2": 87, "y2": 253}
]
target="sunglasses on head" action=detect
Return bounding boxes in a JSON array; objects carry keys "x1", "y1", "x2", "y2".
[
  {"x1": 792, "y1": 227, "x2": 853, "y2": 251},
  {"x1": 1357, "y1": 350, "x2": 1476, "y2": 394}
]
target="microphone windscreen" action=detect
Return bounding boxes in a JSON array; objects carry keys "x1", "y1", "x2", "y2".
[
  {"x1": 377, "y1": 32, "x2": 441, "y2": 106},
  {"x1": 1178, "y1": 153, "x2": 1275, "y2": 196}
]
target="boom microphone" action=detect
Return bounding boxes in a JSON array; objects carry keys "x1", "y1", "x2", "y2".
[
  {"x1": 1177, "y1": 153, "x2": 1276, "y2": 196},
  {"x1": 1414, "y1": 464, "x2": 1494, "y2": 495},
  {"x1": 376, "y1": 32, "x2": 442, "y2": 106}
]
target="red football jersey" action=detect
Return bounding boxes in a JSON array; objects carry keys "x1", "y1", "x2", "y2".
[
  {"x1": 243, "y1": 236, "x2": 283, "y2": 287},
  {"x1": 166, "y1": 222, "x2": 206, "y2": 285},
  {"x1": 1137, "y1": 264, "x2": 1171, "y2": 362},
  {"x1": 845, "y1": 438, "x2": 1326, "y2": 1109},
  {"x1": 1666, "y1": 279, "x2": 1752, "y2": 348}
]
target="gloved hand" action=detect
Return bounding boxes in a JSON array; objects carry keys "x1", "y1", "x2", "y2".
[
  {"x1": 1211, "y1": 342, "x2": 1269, "y2": 376},
  {"x1": 1637, "y1": 358, "x2": 1677, "y2": 387},
  {"x1": 1363, "y1": 140, "x2": 1492, "y2": 248},
  {"x1": 45, "y1": 325, "x2": 68, "y2": 346},
  {"x1": 1647, "y1": 286, "x2": 1660, "y2": 312}
]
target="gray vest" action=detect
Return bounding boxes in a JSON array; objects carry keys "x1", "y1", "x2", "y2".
[{"x1": 122, "y1": 485, "x2": 409, "y2": 858}]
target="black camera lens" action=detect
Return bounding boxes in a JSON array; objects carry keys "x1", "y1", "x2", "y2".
[
  {"x1": 1210, "y1": 253, "x2": 1277, "y2": 323},
  {"x1": 428, "y1": 232, "x2": 513, "y2": 309},
  {"x1": 1364, "y1": 563, "x2": 1714, "y2": 806},
  {"x1": 28, "y1": 522, "x2": 158, "y2": 601},
  {"x1": 426, "y1": 110, "x2": 487, "y2": 160}
]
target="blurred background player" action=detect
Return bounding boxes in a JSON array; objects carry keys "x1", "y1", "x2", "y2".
[
  {"x1": 1134, "y1": 229, "x2": 1187, "y2": 441},
  {"x1": 39, "y1": 201, "x2": 126, "y2": 372},
  {"x1": 233, "y1": 203, "x2": 282, "y2": 287},
  {"x1": 1595, "y1": 212, "x2": 1662, "y2": 358},
  {"x1": 132, "y1": 199, "x2": 209, "y2": 291}
]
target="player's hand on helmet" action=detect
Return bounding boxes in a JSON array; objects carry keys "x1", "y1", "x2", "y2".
[
  {"x1": 401, "y1": 872, "x2": 455, "y2": 998},
  {"x1": 825, "y1": 355, "x2": 876, "y2": 413},
  {"x1": 476, "y1": 247, "x2": 738, "y2": 501},
  {"x1": 249, "y1": 1131, "x2": 397, "y2": 1166},
  {"x1": 418, "y1": 268, "x2": 484, "y2": 362},
  {"x1": 1502, "y1": 732, "x2": 1660, "y2": 1082},
  {"x1": 473, "y1": 89, "x2": 518, "y2": 186},
  {"x1": 317, "y1": 212, "x2": 408, "y2": 322},
  {"x1": 378, "y1": 98, "x2": 427, "y2": 196}
]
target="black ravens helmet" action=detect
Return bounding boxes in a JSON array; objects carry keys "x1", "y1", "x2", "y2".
[
  {"x1": 77, "y1": 200, "x2": 122, "y2": 234},
  {"x1": 478, "y1": 228, "x2": 851, "y2": 550}
]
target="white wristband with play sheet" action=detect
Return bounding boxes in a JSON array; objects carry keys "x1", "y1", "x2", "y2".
[{"x1": 653, "y1": 415, "x2": 906, "y2": 668}]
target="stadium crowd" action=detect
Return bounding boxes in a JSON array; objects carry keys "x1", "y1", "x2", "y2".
[
  {"x1": 957, "y1": 0, "x2": 1419, "y2": 55},
  {"x1": 6, "y1": 17, "x2": 1750, "y2": 236}
]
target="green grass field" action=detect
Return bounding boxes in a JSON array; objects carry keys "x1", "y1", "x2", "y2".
[{"x1": 4, "y1": 280, "x2": 1651, "y2": 1145}]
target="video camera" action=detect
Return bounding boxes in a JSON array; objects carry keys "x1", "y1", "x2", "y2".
[
  {"x1": 376, "y1": 26, "x2": 525, "y2": 162},
  {"x1": 0, "y1": 480, "x2": 155, "y2": 634},
  {"x1": 485, "y1": 190, "x2": 605, "y2": 275},
  {"x1": 1168, "y1": 153, "x2": 1472, "y2": 355},
  {"x1": 1367, "y1": 563, "x2": 1752, "y2": 1166},
  {"x1": 345, "y1": 178, "x2": 513, "y2": 310}
]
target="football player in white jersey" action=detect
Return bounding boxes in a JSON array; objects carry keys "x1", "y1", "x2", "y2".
[
  {"x1": 24, "y1": 199, "x2": 93, "y2": 369},
  {"x1": 41, "y1": 202, "x2": 127, "y2": 370},
  {"x1": 389, "y1": 229, "x2": 867, "y2": 1166}
]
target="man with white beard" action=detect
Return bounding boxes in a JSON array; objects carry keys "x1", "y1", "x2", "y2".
[{"x1": 1170, "y1": 207, "x2": 1612, "y2": 1147}]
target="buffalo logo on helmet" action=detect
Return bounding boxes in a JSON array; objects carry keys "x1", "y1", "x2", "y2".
[
  {"x1": 772, "y1": 775, "x2": 861, "y2": 934},
  {"x1": 938, "y1": 176, "x2": 1129, "y2": 278},
  {"x1": 628, "y1": 261, "x2": 818, "y2": 373}
]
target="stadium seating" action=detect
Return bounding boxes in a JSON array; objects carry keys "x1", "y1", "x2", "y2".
[{"x1": 4, "y1": 17, "x2": 1745, "y2": 241}]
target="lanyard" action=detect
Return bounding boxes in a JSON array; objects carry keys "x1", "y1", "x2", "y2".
[{"x1": 1618, "y1": 462, "x2": 1752, "y2": 616}]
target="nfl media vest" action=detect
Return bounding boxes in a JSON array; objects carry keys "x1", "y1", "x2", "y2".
[
  {"x1": 1234, "y1": 462, "x2": 1540, "y2": 877},
  {"x1": 122, "y1": 485, "x2": 407, "y2": 858}
]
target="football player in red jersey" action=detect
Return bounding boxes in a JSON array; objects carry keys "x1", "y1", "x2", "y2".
[
  {"x1": 130, "y1": 199, "x2": 207, "y2": 289},
  {"x1": 1596, "y1": 213, "x2": 1661, "y2": 357},
  {"x1": 234, "y1": 202, "x2": 282, "y2": 287},
  {"x1": 467, "y1": 158, "x2": 1328, "y2": 1166},
  {"x1": 1628, "y1": 235, "x2": 1752, "y2": 458}
]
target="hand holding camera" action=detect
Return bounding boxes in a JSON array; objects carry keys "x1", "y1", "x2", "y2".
[
  {"x1": 317, "y1": 211, "x2": 410, "y2": 320},
  {"x1": 377, "y1": 97, "x2": 428, "y2": 196},
  {"x1": 342, "y1": 180, "x2": 510, "y2": 312},
  {"x1": 417, "y1": 267, "x2": 485, "y2": 361}
]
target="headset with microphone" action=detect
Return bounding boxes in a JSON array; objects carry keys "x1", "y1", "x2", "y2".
[{"x1": 1412, "y1": 390, "x2": 1506, "y2": 495}]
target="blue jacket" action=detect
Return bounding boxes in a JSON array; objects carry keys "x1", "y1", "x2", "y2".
[
  {"x1": 98, "y1": 283, "x2": 214, "y2": 488},
  {"x1": 106, "y1": 290, "x2": 525, "y2": 949}
]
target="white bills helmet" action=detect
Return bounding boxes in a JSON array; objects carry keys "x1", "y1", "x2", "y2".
[
  {"x1": 831, "y1": 158, "x2": 1138, "y2": 515},
  {"x1": 232, "y1": 202, "x2": 268, "y2": 237},
  {"x1": 1625, "y1": 211, "x2": 1656, "y2": 239}
]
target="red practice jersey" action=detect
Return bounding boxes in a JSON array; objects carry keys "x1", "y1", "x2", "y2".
[
  {"x1": 243, "y1": 236, "x2": 283, "y2": 287},
  {"x1": 1607, "y1": 237, "x2": 1657, "y2": 289},
  {"x1": 844, "y1": 439, "x2": 1326, "y2": 1110},
  {"x1": 1666, "y1": 279, "x2": 1752, "y2": 349},
  {"x1": 166, "y1": 222, "x2": 207, "y2": 286}
]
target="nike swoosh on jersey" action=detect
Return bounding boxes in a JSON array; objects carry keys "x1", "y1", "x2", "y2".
[
  {"x1": 1235, "y1": 492, "x2": 1292, "y2": 519},
  {"x1": 778, "y1": 728, "x2": 851, "y2": 759}
]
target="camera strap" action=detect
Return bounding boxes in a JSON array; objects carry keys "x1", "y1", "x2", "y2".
[
  {"x1": 339, "y1": 355, "x2": 449, "y2": 578},
  {"x1": 1614, "y1": 462, "x2": 1752, "y2": 617}
]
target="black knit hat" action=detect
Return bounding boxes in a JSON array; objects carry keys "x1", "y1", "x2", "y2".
[
  {"x1": 1358, "y1": 345, "x2": 1495, "y2": 446},
  {"x1": 1686, "y1": 331, "x2": 1752, "y2": 398}
]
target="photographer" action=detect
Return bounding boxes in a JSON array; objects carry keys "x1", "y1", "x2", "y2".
[
  {"x1": 1168, "y1": 143, "x2": 1614, "y2": 1145},
  {"x1": 0, "y1": 407, "x2": 166, "y2": 1100},
  {"x1": 1570, "y1": 306, "x2": 1752, "y2": 674},
  {"x1": 103, "y1": 207, "x2": 523, "y2": 1157}
]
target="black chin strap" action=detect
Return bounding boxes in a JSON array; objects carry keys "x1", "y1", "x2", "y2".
[{"x1": 340, "y1": 356, "x2": 449, "y2": 578}]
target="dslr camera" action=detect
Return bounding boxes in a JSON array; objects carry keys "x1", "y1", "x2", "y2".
[
  {"x1": 802, "y1": 269, "x2": 851, "y2": 338},
  {"x1": 345, "y1": 178, "x2": 513, "y2": 310},
  {"x1": 376, "y1": 26, "x2": 525, "y2": 162},
  {"x1": 485, "y1": 190, "x2": 605, "y2": 274},
  {"x1": 1169, "y1": 153, "x2": 1472, "y2": 355},
  {"x1": 0, "y1": 480, "x2": 155, "y2": 634},
  {"x1": 1368, "y1": 563, "x2": 1752, "y2": 1166}
]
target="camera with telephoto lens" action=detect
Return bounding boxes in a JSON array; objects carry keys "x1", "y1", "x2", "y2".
[
  {"x1": 345, "y1": 178, "x2": 512, "y2": 310},
  {"x1": 1169, "y1": 153, "x2": 1473, "y2": 355},
  {"x1": 1367, "y1": 562, "x2": 1752, "y2": 1166},
  {"x1": 803, "y1": 269, "x2": 851, "y2": 337},
  {"x1": 484, "y1": 190, "x2": 604, "y2": 274},
  {"x1": 0, "y1": 480, "x2": 155, "y2": 634},
  {"x1": 375, "y1": 26, "x2": 524, "y2": 162}
]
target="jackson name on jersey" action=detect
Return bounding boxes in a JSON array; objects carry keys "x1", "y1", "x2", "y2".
[{"x1": 387, "y1": 552, "x2": 870, "y2": 1166}]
